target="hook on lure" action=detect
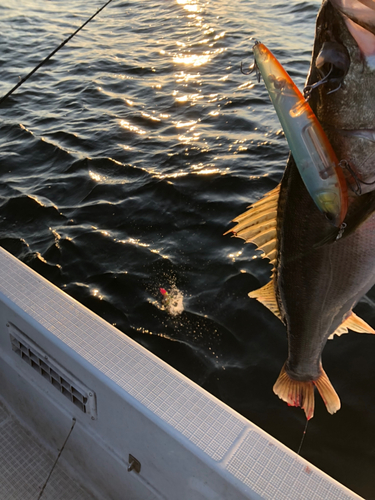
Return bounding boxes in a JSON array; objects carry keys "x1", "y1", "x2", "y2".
[
  {"x1": 303, "y1": 65, "x2": 333, "y2": 100},
  {"x1": 304, "y1": 40, "x2": 350, "y2": 102},
  {"x1": 339, "y1": 159, "x2": 375, "y2": 196},
  {"x1": 247, "y1": 41, "x2": 348, "y2": 227},
  {"x1": 303, "y1": 64, "x2": 342, "y2": 101},
  {"x1": 240, "y1": 40, "x2": 262, "y2": 82}
]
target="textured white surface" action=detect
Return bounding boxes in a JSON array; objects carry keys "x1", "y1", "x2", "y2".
[
  {"x1": 1, "y1": 248, "x2": 245, "y2": 462},
  {"x1": 226, "y1": 429, "x2": 356, "y2": 500},
  {"x1": 0, "y1": 399, "x2": 95, "y2": 500},
  {"x1": 0, "y1": 247, "x2": 362, "y2": 500}
]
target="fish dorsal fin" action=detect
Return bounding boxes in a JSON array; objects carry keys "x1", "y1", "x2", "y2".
[
  {"x1": 328, "y1": 311, "x2": 375, "y2": 339},
  {"x1": 248, "y1": 278, "x2": 282, "y2": 321},
  {"x1": 225, "y1": 185, "x2": 282, "y2": 320},
  {"x1": 225, "y1": 184, "x2": 280, "y2": 268}
]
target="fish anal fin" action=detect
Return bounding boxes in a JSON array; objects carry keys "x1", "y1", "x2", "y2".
[
  {"x1": 273, "y1": 363, "x2": 340, "y2": 419},
  {"x1": 328, "y1": 311, "x2": 375, "y2": 339},
  {"x1": 249, "y1": 278, "x2": 282, "y2": 321},
  {"x1": 273, "y1": 363, "x2": 315, "y2": 419}
]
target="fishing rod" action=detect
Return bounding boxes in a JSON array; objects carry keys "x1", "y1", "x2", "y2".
[{"x1": 0, "y1": 0, "x2": 115, "y2": 106}]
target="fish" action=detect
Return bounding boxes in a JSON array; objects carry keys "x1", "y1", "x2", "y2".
[
  {"x1": 252, "y1": 41, "x2": 348, "y2": 227},
  {"x1": 227, "y1": 0, "x2": 375, "y2": 419}
]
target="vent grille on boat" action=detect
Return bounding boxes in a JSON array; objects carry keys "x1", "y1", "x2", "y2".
[{"x1": 8, "y1": 323, "x2": 97, "y2": 419}]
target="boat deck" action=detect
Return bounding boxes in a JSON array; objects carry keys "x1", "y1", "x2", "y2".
[
  {"x1": 0, "y1": 398, "x2": 96, "y2": 500},
  {"x1": 0, "y1": 246, "x2": 363, "y2": 500}
]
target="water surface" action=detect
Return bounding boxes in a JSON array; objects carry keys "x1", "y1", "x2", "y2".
[{"x1": 1, "y1": 1, "x2": 374, "y2": 497}]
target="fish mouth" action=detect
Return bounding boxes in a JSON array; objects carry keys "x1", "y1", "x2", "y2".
[{"x1": 329, "y1": 0, "x2": 375, "y2": 58}]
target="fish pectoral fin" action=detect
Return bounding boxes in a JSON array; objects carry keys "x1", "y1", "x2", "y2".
[
  {"x1": 273, "y1": 363, "x2": 341, "y2": 419},
  {"x1": 249, "y1": 278, "x2": 282, "y2": 321},
  {"x1": 328, "y1": 311, "x2": 375, "y2": 339},
  {"x1": 225, "y1": 184, "x2": 280, "y2": 266}
]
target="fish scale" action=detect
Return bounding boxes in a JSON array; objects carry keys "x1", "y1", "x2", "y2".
[
  {"x1": 228, "y1": 0, "x2": 375, "y2": 419},
  {"x1": 278, "y1": 160, "x2": 375, "y2": 373}
]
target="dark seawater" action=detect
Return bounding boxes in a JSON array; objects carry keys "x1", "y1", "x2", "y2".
[{"x1": 1, "y1": 0, "x2": 375, "y2": 497}]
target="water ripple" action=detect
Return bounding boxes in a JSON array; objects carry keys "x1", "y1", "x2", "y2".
[{"x1": 0, "y1": 0, "x2": 372, "y2": 497}]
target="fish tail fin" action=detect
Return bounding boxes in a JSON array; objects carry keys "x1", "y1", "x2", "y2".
[
  {"x1": 273, "y1": 364, "x2": 315, "y2": 419},
  {"x1": 313, "y1": 366, "x2": 341, "y2": 415},
  {"x1": 273, "y1": 363, "x2": 341, "y2": 419}
]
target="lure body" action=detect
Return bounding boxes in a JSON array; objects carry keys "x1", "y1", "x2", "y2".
[{"x1": 253, "y1": 42, "x2": 348, "y2": 227}]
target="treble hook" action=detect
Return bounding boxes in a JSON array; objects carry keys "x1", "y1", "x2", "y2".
[
  {"x1": 303, "y1": 64, "x2": 344, "y2": 101},
  {"x1": 240, "y1": 40, "x2": 262, "y2": 82},
  {"x1": 339, "y1": 159, "x2": 362, "y2": 195},
  {"x1": 303, "y1": 64, "x2": 334, "y2": 100},
  {"x1": 240, "y1": 59, "x2": 261, "y2": 82},
  {"x1": 339, "y1": 159, "x2": 375, "y2": 196}
]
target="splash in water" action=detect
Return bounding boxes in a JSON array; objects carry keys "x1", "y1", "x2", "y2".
[{"x1": 159, "y1": 286, "x2": 184, "y2": 316}]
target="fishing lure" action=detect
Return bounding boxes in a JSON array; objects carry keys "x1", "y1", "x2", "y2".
[
  {"x1": 160, "y1": 288, "x2": 169, "y2": 303},
  {"x1": 251, "y1": 41, "x2": 348, "y2": 227}
]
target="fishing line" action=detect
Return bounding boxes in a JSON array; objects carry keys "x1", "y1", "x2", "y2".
[
  {"x1": 37, "y1": 417, "x2": 76, "y2": 500},
  {"x1": 0, "y1": 0, "x2": 115, "y2": 106},
  {"x1": 297, "y1": 418, "x2": 309, "y2": 455}
]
